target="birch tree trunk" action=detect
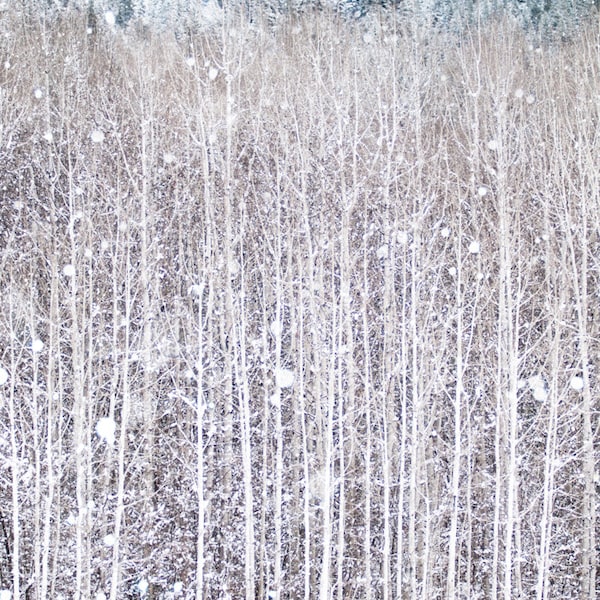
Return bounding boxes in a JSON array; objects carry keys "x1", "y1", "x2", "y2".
[
  {"x1": 109, "y1": 220, "x2": 133, "y2": 600},
  {"x1": 6, "y1": 286, "x2": 21, "y2": 600}
]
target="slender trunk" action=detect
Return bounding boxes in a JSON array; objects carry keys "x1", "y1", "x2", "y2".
[
  {"x1": 319, "y1": 271, "x2": 338, "y2": 600},
  {"x1": 491, "y1": 389, "x2": 502, "y2": 600},
  {"x1": 563, "y1": 190, "x2": 596, "y2": 600},
  {"x1": 395, "y1": 238, "x2": 410, "y2": 600},
  {"x1": 109, "y1": 232, "x2": 133, "y2": 600},
  {"x1": 138, "y1": 91, "x2": 157, "y2": 598},
  {"x1": 408, "y1": 210, "x2": 423, "y2": 599},
  {"x1": 69, "y1": 198, "x2": 90, "y2": 600},
  {"x1": 194, "y1": 78, "x2": 214, "y2": 600},
  {"x1": 30, "y1": 312, "x2": 42, "y2": 600},
  {"x1": 298, "y1": 284, "x2": 311, "y2": 600},
  {"x1": 377, "y1": 76, "x2": 399, "y2": 600},
  {"x1": 272, "y1": 189, "x2": 284, "y2": 600},
  {"x1": 41, "y1": 250, "x2": 60, "y2": 600},
  {"x1": 7, "y1": 285, "x2": 20, "y2": 600},
  {"x1": 362, "y1": 232, "x2": 373, "y2": 600},
  {"x1": 237, "y1": 220, "x2": 255, "y2": 600},
  {"x1": 447, "y1": 231, "x2": 464, "y2": 600},
  {"x1": 195, "y1": 279, "x2": 207, "y2": 600}
]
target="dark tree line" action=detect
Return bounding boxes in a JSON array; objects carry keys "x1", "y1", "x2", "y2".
[{"x1": 26, "y1": 0, "x2": 600, "y2": 34}]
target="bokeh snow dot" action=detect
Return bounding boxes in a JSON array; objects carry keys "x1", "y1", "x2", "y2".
[
  {"x1": 376, "y1": 245, "x2": 389, "y2": 260},
  {"x1": 397, "y1": 231, "x2": 409, "y2": 244},
  {"x1": 91, "y1": 130, "x2": 105, "y2": 144},
  {"x1": 63, "y1": 264, "x2": 75, "y2": 277},
  {"x1": 270, "y1": 320, "x2": 282, "y2": 338},
  {"x1": 96, "y1": 417, "x2": 116, "y2": 445},
  {"x1": 32, "y1": 339, "x2": 44, "y2": 353},
  {"x1": 275, "y1": 368, "x2": 294, "y2": 389},
  {"x1": 570, "y1": 376, "x2": 584, "y2": 391},
  {"x1": 528, "y1": 375, "x2": 548, "y2": 401},
  {"x1": 468, "y1": 241, "x2": 480, "y2": 254},
  {"x1": 137, "y1": 579, "x2": 149, "y2": 595},
  {"x1": 0, "y1": 368, "x2": 8, "y2": 386}
]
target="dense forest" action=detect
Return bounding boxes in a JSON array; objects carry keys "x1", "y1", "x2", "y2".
[
  {"x1": 7, "y1": 0, "x2": 600, "y2": 33},
  {"x1": 0, "y1": 2, "x2": 598, "y2": 599}
]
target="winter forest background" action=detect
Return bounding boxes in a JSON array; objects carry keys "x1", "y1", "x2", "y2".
[{"x1": 0, "y1": 0, "x2": 599, "y2": 599}]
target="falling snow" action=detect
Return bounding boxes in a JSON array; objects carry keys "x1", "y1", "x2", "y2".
[
  {"x1": 137, "y1": 578, "x2": 149, "y2": 596},
  {"x1": 0, "y1": 7, "x2": 596, "y2": 600},
  {"x1": 570, "y1": 376, "x2": 584, "y2": 391},
  {"x1": 31, "y1": 339, "x2": 44, "y2": 353},
  {"x1": 274, "y1": 368, "x2": 294, "y2": 389},
  {"x1": 468, "y1": 241, "x2": 480, "y2": 254},
  {"x1": 91, "y1": 130, "x2": 105, "y2": 144},
  {"x1": 63, "y1": 264, "x2": 75, "y2": 277},
  {"x1": 96, "y1": 417, "x2": 116, "y2": 445}
]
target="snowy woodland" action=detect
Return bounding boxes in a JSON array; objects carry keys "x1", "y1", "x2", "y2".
[{"x1": 0, "y1": 2, "x2": 599, "y2": 599}]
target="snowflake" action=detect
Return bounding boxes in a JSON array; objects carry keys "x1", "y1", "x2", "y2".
[
  {"x1": 31, "y1": 339, "x2": 44, "y2": 353},
  {"x1": 91, "y1": 130, "x2": 105, "y2": 144},
  {"x1": 570, "y1": 376, "x2": 583, "y2": 391},
  {"x1": 137, "y1": 578, "x2": 149, "y2": 595},
  {"x1": 96, "y1": 417, "x2": 116, "y2": 445},
  {"x1": 275, "y1": 368, "x2": 294, "y2": 389}
]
